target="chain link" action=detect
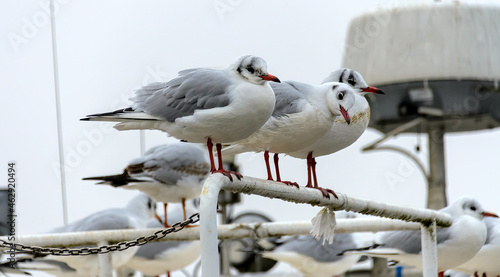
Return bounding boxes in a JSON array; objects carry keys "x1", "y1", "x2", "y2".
[{"x1": 0, "y1": 213, "x2": 200, "y2": 256}]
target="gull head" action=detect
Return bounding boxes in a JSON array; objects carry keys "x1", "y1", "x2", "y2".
[
  {"x1": 446, "y1": 196, "x2": 498, "y2": 220},
  {"x1": 231, "y1": 55, "x2": 280, "y2": 85},
  {"x1": 323, "y1": 68, "x2": 384, "y2": 95}
]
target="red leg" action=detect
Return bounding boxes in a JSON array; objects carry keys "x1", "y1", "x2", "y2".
[
  {"x1": 311, "y1": 157, "x2": 318, "y2": 188},
  {"x1": 306, "y1": 153, "x2": 313, "y2": 188},
  {"x1": 207, "y1": 138, "x2": 216, "y2": 172},
  {"x1": 438, "y1": 272, "x2": 444, "y2": 277},
  {"x1": 273, "y1": 153, "x2": 281, "y2": 181},
  {"x1": 182, "y1": 198, "x2": 187, "y2": 221},
  {"x1": 163, "y1": 203, "x2": 170, "y2": 228},
  {"x1": 274, "y1": 153, "x2": 298, "y2": 188},
  {"x1": 210, "y1": 142, "x2": 242, "y2": 181},
  {"x1": 305, "y1": 154, "x2": 337, "y2": 199},
  {"x1": 264, "y1": 151, "x2": 273, "y2": 181}
]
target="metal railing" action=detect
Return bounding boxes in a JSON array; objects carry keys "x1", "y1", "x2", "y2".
[
  {"x1": 0, "y1": 173, "x2": 452, "y2": 277},
  {"x1": 200, "y1": 174, "x2": 452, "y2": 277}
]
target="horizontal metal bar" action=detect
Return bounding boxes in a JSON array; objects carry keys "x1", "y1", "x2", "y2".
[
  {"x1": 0, "y1": 218, "x2": 422, "y2": 249},
  {"x1": 210, "y1": 174, "x2": 452, "y2": 226}
]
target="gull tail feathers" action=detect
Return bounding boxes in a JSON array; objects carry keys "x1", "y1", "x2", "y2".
[
  {"x1": 82, "y1": 170, "x2": 146, "y2": 187},
  {"x1": 81, "y1": 108, "x2": 162, "y2": 122}
]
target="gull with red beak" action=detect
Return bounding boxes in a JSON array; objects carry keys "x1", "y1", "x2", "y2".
[
  {"x1": 288, "y1": 68, "x2": 384, "y2": 192},
  {"x1": 342, "y1": 197, "x2": 499, "y2": 277},
  {"x1": 223, "y1": 81, "x2": 355, "y2": 198},
  {"x1": 82, "y1": 55, "x2": 280, "y2": 181}
]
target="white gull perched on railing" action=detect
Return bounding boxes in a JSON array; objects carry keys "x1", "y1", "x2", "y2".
[
  {"x1": 287, "y1": 68, "x2": 384, "y2": 192},
  {"x1": 82, "y1": 55, "x2": 280, "y2": 181},
  {"x1": 222, "y1": 82, "x2": 357, "y2": 198},
  {"x1": 341, "y1": 197, "x2": 498, "y2": 277}
]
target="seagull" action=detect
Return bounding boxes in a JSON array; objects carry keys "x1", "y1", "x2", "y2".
[
  {"x1": 81, "y1": 55, "x2": 280, "y2": 181},
  {"x1": 341, "y1": 197, "x2": 498, "y2": 277},
  {"x1": 42, "y1": 193, "x2": 158, "y2": 277},
  {"x1": 287, "y1": 68, "x2": 384, "y2": 190},
  {"x1": 83, "y1": 142, "x2": 209, "y2": 227},
  {"x1": 453, "y1": 216, "x2": 500, "y2": 276},
  {"x1": 121, "y1": 204, "x2": 200, "y2": 277},
  {"x1": 223, "y1": 82, "x2": 356, "y2": 198},
  {"x1": 263, "y1": 212, "x2": 362, "y2": 277}
]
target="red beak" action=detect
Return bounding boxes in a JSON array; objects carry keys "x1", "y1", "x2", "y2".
[
  {"x1": 340, "y1": 105, "x2": 351, "y2": 125},
  {"x1": 482, "y1": 211, "x2": 499, "y2": 218},
  {"x1": 361, "y1": 86, "x2": 385, "y2": 94},
  {"x1": 260, "y1": 74, "x2": 281, "y2": 83}
]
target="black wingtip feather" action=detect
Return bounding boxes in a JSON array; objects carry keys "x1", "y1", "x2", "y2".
[{"x1": 82, "y1": 170, "x2": 146, "y2": 187}]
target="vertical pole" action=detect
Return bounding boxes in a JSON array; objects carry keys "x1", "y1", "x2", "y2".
[
  {"x1": 98, "y1": 242, "x2": 113, "y2": 277},
  {"x1": 200, "y1": 175, "x2": 224, "y2": 277},
  {"x1": 421, "y1": 220, "x2": 438, "y2": 277},
  {"x1": 427, "y1": 125, "x2": 447, "y2": 210},
  {"x1": 371, "y1": 257, "x2": 394, "y2": 277},
  {"x1": 220, "y1": 203, "x2": 231, "y2": 275},
  {"x1": 50, "y1": 0, "x2": 69, "y2": 226}
]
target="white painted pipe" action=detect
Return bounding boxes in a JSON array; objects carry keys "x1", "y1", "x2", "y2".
[
  {"x1": 0, "y1": 218, "x2": 423, "y2": 249},
  {"x1": 200, "y1": 174, "x2": 223, "y2": 276},
  {"x1": 421, "y1": 220, "x2": 438, "y2": 277}
]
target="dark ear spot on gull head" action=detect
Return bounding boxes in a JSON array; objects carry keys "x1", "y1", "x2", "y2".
[
  {"x1": 460, "y1": 198, "x2": 498, "y2": 219},
  {"x1": 234, "y1": 55, "x2": 280, "y2": 84}
]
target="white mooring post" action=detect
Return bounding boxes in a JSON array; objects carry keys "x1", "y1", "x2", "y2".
[{"x1": 199, "y1": 174, "x2": 449, "y2": 277}]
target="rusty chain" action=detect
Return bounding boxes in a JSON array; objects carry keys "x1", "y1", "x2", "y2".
[{"x1": 0, "y1": 213, "x2": 199, "y2": 256}]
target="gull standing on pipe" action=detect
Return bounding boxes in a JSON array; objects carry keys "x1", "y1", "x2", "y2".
[
  {"x1": 82, "y1": 55, "x2": 280, "y2": 181},
  {"x1": 341, "y1": 197, "x2": 498, "y2": 277},
  {"x1": 287, "y1": 68, "x2": 384, "y2": 190},
  {"x1": 222, "y1": 82, "x2": 356, "y2": 198},
  {"x1": 83, "y1": 142, "x2": 209, "y2": 227}
]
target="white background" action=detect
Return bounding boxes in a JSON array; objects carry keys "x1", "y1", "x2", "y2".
[{"x1": 2, "y1": 0, "x2": 500, "y2": 276}]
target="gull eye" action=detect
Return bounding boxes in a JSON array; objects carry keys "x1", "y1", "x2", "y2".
[
  {"x1": 246, "y1": 67, "x2": 255, "y2": 74},
  {"x1": 348, "y1": 78, "x2": 356, "y2": 86},
  {"x1": 470, "y1": 206, "x2": 477, "y2": 211},
  {"x1": 337, "y1": 91, "x2": 345, "y2": 100}
]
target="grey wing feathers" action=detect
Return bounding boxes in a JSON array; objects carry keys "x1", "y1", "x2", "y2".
[
  {"x1": 135, "y1": 240, "x2": 188, "y2": 260},
  {"x1": 270, "y1": 81, "x2": 311, "y2": 118},
  {"x1": 132, "y1": 143, "x2": 209, "y2": 184},
  {"x1": 134, "y1": 219, "x2": 191, "y2": 260},
  {"x1": 275, "y1": 234, "x2": 356, "y2": 263},
  {"x1": 379, "y1": 228, "x2": 451, "y2": 254},
  {"x1": 131, "y1": 68, "x2": 232, "y2": 122},
  {"x1": 51, "y1": 209, "x2": 133, "y2": 233}
]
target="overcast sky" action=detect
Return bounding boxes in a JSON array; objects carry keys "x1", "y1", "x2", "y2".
[{"x1": 2, "y1": 0, "x2": 500, "y2": 275}]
